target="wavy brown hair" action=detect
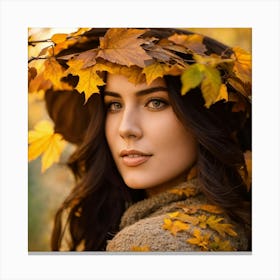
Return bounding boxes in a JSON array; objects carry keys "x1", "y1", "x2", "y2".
[{"x1": 49, "y1": 28, "x2": 251, "y2": 251}]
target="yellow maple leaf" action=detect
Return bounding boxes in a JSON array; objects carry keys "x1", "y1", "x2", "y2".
[
  {"x1": 231, "y1": 46, "x2": 252, "y2": 84},
  {"x1": 162, "y1": 218, "x2": 190, "y2": 236},
  {"x1": 43, "y1": 57, "x2": 72, "y2": 91},
  {"x1": 28, "y1": 120, "x2": 66, "y2": 172},
  {"x1": 186, "y1": 228, "x2": 211, "y2": 250},
  {"x1": 200, "y1": 64, "x2": 222, "y2": 108},
  {"x1": 131, "y1": 245, "x2": 150, "y2": 252},
  {"x1": 66, "y1": 59, "x2": 105, "y2": 102},
  {"x1": 169, "y1": 186, "x2": 199, "y2": 197},
  {"x1": 215, "y1": 83, "x2": 228, "y2": 103},
  {"x1": 167, "y1": 211, "x2": 199, "y2": 226},
  {"x1": 197, "y1": 215, "x2": 208, "y2": 229},
  {"x1": 142, "y1": 62, "x2": 184, "y2": 85},
  {"x1": 198, "y1": 204, "x2": 223, "y2": 214},
  {"x1": 209, "y1": 236, "x2": 235, "y2": 251},
  {"x1": 206, "y1": 215, "x2": 238, "y2": 238}
]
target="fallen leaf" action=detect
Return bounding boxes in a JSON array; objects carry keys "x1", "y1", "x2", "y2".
[
  {"x1": 206, "y1": 215, "x2": 238, "y2": 237},
  {"x1": 131, "y1": 245, "x2": 150, "y2": 252},
  {"x1": 209, "y1": 236, "x2": 235, "y2": 251},
  {"x1": 28, "y1": 120, "x2": 66, "y2": 172},
  {"x1": 162, "y1": 218, "x2": 190, "y2": 236},
  {"x1": 186, "y1": 228, "x2": 211, "y2": 250}
]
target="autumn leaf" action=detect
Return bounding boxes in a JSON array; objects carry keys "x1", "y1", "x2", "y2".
[
  {"x1": 99, "y1": 61, "x2": 145, "y2": 85},
  {"x1": 168, "y1": 33, "x2": 207, "y2": 54},
  {"x1": 193, "y1": 53, "x2": 233, "y2": 67},
  {"x1": 28, "y1": 120, "x2": 66, "y2": 172},
  {"x1": 29, "y1": 72, "x2": 52, "y2": 93},
  {"x1": 206, "y1": 215, "x2": 238, "y2": 237},
  {"x1": 209, "y1": 236, "x2": 235, "y2": 251},
  {"x1": 215, "y1": 83, "x2": 228, "y2": 103},
  {"x1": 51, "y1": 33, "x2": 68, "y2": 44},
  {"x1": 162, "y1": 218, "x2": 190, "y2": 236},
  {"x1": 75, "y1": 49, "x2": 98, "y2": 69},
  {"x1": 97, "y1": 28, "x2": 152, "y2": 67},
  {"x1": 198, "y1": 204, "x2": 223, "y2": 214},
  {"x1": 142, "y1": 62, "x2": 184, "y2": 85},
  {"x1": 231, "y1": 46, "x2": 251, "y2": 84},
  {"x1": 28, "y1": 67, "x2": 37, "y2": 83},
  {"x1": 169, "y1": 186, "x2": 199, "y2": 197},
  {"x1": 43, "y1": 57, "x2": 72, "y2": 91},
  {"x1": 186, "y1": 228, "x2": 211, "y2": 250},
  {"x1": 66, "y1": 59, "x2": 105, "y2": 102},
  {"x1": 131, "y1": 245, "x2": 150, "y2": 252},
  {"x1": 200, "y1": 65, "x2": 222, "y2": 107},
  {"x1": 197, "y1": 215, "x2": 208, "y2": 229},
  {"x1": 167, "y1": 211, "x2": 199, "y2": 226},
  {"x1": 181, "y1": 64, "x2": 204, "y2": 95}
]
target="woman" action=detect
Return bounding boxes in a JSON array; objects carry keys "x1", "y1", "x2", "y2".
[{"x1": 28, "y1": 28, "x2": 252, "y2": 251}]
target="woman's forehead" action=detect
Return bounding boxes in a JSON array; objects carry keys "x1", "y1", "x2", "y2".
[{"x1": 105, "y1": 74, "x2": 166, "y2": 92}]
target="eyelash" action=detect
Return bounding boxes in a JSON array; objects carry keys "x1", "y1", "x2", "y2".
[{"x1": 105, "y1": 98, "x2": 169, "y2": 112}]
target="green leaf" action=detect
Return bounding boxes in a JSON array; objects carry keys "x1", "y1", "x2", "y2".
[{"x1": 180, "y1": 64, "x2": 204, "y2": 95}]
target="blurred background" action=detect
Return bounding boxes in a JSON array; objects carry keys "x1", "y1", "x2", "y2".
[{"x1": 28, "y1": 28, "x2": 252, "y2": 251}]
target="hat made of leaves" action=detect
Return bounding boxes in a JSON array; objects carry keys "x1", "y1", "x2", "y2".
[{"x1": 28, "y1": 28, "x2": 251, "y2": 172}]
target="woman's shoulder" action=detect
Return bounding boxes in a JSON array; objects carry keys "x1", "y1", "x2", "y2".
[{"x1": 106, "y1": 183, "x2": 249, "y2": 252}]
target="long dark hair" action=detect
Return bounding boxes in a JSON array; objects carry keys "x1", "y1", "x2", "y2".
[{"x1": 49, "y1": 28, "x2": 251, "y2": 251}]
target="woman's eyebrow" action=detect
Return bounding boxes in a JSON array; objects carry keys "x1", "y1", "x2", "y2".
[{"x1": 104, "y1": 86, "x2": 168, "y2": 97}]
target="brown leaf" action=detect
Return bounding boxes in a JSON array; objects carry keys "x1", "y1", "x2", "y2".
[
  {"x1": 168, "y1": 33, "x2": 207, "y2": 54},
  {"x1": 97, "y1": 28, "x2": 152, "y2": 67},
  {"x1": 28, "y1": 67, "x2": 37, "y2": 83}
]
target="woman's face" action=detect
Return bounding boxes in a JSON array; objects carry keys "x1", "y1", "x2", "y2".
[{"x1": 104, "y1": 74, "x2": 197, "y2": 192}]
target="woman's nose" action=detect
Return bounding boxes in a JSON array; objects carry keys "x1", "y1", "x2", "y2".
[{"x1": 119, "y1": 107, "x2": 142, "y2": 140}]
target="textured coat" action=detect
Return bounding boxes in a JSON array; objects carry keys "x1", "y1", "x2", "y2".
[{"x1": 106, "y1": 179, "x2": 249, "y2": 252}]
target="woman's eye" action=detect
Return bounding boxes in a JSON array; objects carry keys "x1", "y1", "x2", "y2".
[
  {"x1": 107, "y1": 102, "x2": 122, "y2": 112},
  {"x1": 146, "y1": 99, "x2": 168, "y2": 110}
]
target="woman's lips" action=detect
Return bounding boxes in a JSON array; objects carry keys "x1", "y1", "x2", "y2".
[{"x1": 120, "y1": 150, "x2": 152, "y2": 167}]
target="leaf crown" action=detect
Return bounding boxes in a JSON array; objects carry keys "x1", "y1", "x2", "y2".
[{"x1": 28, "y1": 28, "x2": 252, "y2": 172}]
